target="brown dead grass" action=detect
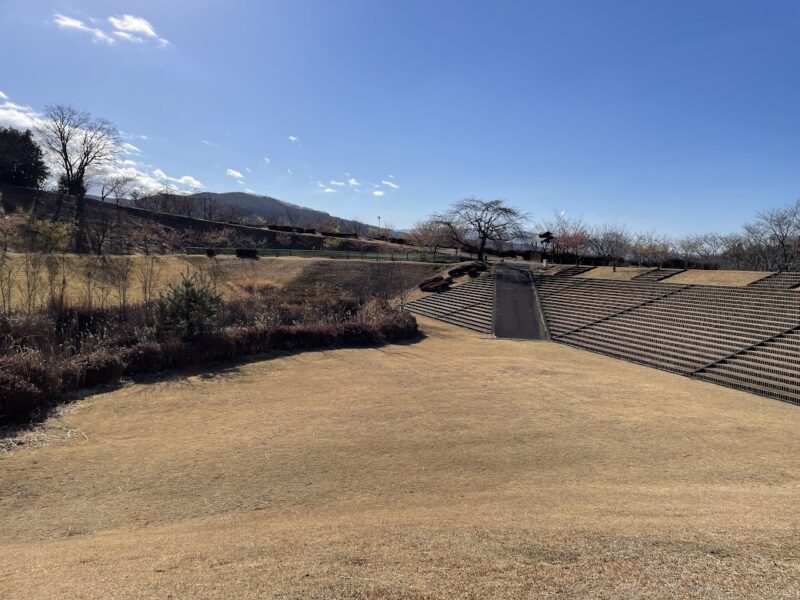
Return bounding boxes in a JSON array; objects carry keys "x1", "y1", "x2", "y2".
[
  {"x1": 663, "y1": 269, "x2": 772, "y2": 287},
  {"x1": 666, "y1": 269, "x2": 773, "y2": 286},
  {"x1": 3, "y1": 254, "x2": 440, "y2": 308},
  {"x1": 2, "y1": 318, "x2": 800, "y2": 598},
  {"x1": 579, "y1": 266, "x2": 654, "y2": 280}
]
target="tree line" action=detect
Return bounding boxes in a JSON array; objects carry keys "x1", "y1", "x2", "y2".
[
  {"x1": 410, "y1": 198, "x2": 800, "y2": 271},
  {"x1": 1, "y1": 102, "x2": 799, "y2": 271}
]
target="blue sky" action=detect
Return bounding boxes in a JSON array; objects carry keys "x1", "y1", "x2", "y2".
[{"x1": 1, "y1": 0, "x2": 798, "y2": 233}]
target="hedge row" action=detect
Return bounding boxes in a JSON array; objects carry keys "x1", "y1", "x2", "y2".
[{"x1": 0, "y1": 311, "x2": 418, "y2": 425}]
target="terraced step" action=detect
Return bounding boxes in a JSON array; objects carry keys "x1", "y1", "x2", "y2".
[
  {"x1": 407, "y1": 276, "x2": 494, "y2": 333},
  {"x1": 553, "y1": 266, "x2": 595, "y2": 277},
  {"x1": 535, "y1": 274, "x2": 800, "y2": 405},
  {"x1": 748, "y1": 272, "x2": 800, "y2": 290},
  {"x1": 632, "y1": 268, "x2": 685, "y2": 282}
]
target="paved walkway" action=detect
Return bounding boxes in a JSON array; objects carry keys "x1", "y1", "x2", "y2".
[{"x1": 493, "y1": 265, "x2": 548, "y2": 340}]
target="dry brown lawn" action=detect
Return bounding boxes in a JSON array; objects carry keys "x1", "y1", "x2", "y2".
[
  {"x1": 2, "y1": 318, "x2": 800, "y2": 598},
  {"x1": 3, "y1": 254, "x2": 440, "y2": 309},
  {"x1": 578, "y1": 266, "x2": 653, "y2": 280},
  {"x1": 666, "y1": 269, "x2": 773, "y2": 286}
]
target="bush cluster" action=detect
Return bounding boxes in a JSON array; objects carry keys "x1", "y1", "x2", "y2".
[{"x1": 0, "y1": 304, "x2": 417, "y2": 425}]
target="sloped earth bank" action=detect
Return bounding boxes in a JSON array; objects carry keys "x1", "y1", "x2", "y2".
[{"x1": 2, "y1": 318, "x2": 800, "y2": 598}]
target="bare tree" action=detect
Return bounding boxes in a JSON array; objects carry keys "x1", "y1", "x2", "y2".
[
  {"x1": 99, "y1": 174, "x2": 135, "y2": 205},
  {"x1": 110, "y1": 256, "x2": 134, "y2": 311},
  {"x1": 543, "y1": 212, "x2": 591, "y2": 265},
  {"x1": 630, "y1": 231, "x2": 673, "y2": 267},
  {"x1": 754, "y1": 203, "x2": 800, "y2": 271},
  {"x1": 590, "y1": 224, "x2": 631, "y2": 272},
  {"x1": 0, "y1": 256, "x2": 16, "y2": 313},
  {"x1": 16, "y1": 254, "x2": 45, "y2": 313},
  {"x1": 135, "y1": 255, "x2": 162, "y2": 304},
  {"x1": 37, "y1": 104, "x2": 121, "y2": 197},
  {"x1": 408, "y1": 218, "x2": 450, "y2": 259},
  {"x1": 44, "y1": 254, "x2": 68, "y2": 312},
  {"x1": 435, "y1": 198, "x2": 528, "y2": 261},
  {"x1": 85, "y1": 208, "x2": 116, "y2": 255}
]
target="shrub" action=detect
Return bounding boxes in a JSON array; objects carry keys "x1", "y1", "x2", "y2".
[
  {"x1": 80, "y1": 349, "x2": 124, "y2": 388},
  {"x1": 156, "y1": 275, "x2": 222, "y2": 341},
  {"x1": 0, "y1": 371, "x2": 46, "y2": 421},
  {"x1": 120, "y1": 342, "x2": 165, "y2": 375}
]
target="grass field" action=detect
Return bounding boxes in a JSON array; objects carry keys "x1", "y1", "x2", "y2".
[
  {"x1": 578, "y1": 266, "x2": 653, "y2": 280},
  {"x1": 1, "y1": 254, "x2": 442, "y2": 309},
  {"x1": 2, "y1": 317, "x2": 799, "y2": 598}
]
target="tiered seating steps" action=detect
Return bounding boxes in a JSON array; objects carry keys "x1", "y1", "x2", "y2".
[
  {"x1": 533, "y1": 277, "x2": 800, "y2": 405},
  {"x1": 407, "y1": 276, "x2": 494, "y2": 333},
  {"x1": 553, "y1": 266, "x2": 595, "y2": 277},
  {"x1": 695, "y1": 327, "x2": 800, "y2": 404},
  {"x1": 632, "y1": 268, "x2": 685, "y2": 282},
  {"x1": 748, "y1": 272, "x2": 800, "y2": 291}
]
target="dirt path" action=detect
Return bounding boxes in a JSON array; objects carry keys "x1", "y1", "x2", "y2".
[{"x1": 2, "y1": 318, "x2": 800, "y2": 598}]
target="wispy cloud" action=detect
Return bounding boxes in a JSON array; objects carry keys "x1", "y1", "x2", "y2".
[
  {"x1": 323, "y1": 188, "x2": 336, "y2": 193},
  {"x1": 382, "y1": 179, "x2": 399, "y2": 189},
  {"x1": 372, "y1": 190, "x2": 385, "y2": 197},
  {"x1": 347, "y1": 177, "x2": 360, "y2": 187},
  {"x1": 287, "y1": 168, "x2": 293, "y2": 175},
  {"x1": 226, "y1": 168, "x2": 244, "y2": 179},
  {"x1": 121, "y1": 142, "x2": 141, "y2": 154},
  {"x1": 108, "y1": 14, "x2": 156, "y2": 38},
  {"x1": 264, "y1": 157, "x2": 271, "y2": 163},
  {"x1": 201, "y1": 140, "x2": 218, "y2": 147},
  {"x1": 54, "y1": 12, "x2": 169, "y2": 47},
  {"x1": 0, "y1": 91, "x2": 8, "y2": 101},
  {"x1": 288, "y1": 135, "x2": 298, "y2": 143},
  {"x1": 54, "y1": 13, "x2": 114, "y2": 44},
  {"x1": 330, "y1": 180, "x2": 345, "y2": 187}
]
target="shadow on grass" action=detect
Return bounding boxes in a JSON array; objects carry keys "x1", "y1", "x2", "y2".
[{"x1": 0, "y1": 331, "x2": 428, "y2": 442}]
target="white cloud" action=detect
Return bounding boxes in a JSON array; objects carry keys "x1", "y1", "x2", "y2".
[
  {"x1": 382, "y1": 179, "x2": 399, "y2": 189},
  {"x1": 0, "y1": 101, "x2": 40, "y2": 130},
  {"x1": 347, "y1": 177, "x2": 360, "y2": 187},
  {"x1": 237, "y1": 180, "x2": 245, "y2": 185},
  {"x1": 263, "y1": 157, "x2": 271, "y2": 163},
  {"x1": 201, "y1": 140, "x2": 218, "y2": 147},
  {"x1": 323, "y1": 188, "x2": 336, "y2": 193},
  {"x1": 113, "y1": 31, "x2": 143, "y2": 43},
  {"x1": 245, "y1": 167, "x2": 252, "y2": 173},
  {"x1": 0, "y1": 93, "x2": 198, "y2": 194},
  {"x1": 121, "y1": 142, "x2": 141, "y2": 154},
  {"x1": 177, "y1": 175, "x2": 202, "y2": 188},
  {"x1": 330, "y1": 180, "x2": 345, "y2": 186},
  {"x1": 372, "y1": 190, "x2": 385, "y2": 197},
  {"x1": 154, "y1": 168, "x2": 203, "y2": 189},
  {"x1": 0, "y1": 91, "x2": 7, "y2": 100},
  {"x1": 287, "y1": 168, "x2": 293, "y2": 175},
  {"x1": 54, "y1": 13, "x2": 168, "y2": 47},
  {"x1": 288, "y1": 136, "x2": 298, "y2": 143},
  {"x1": 108, "y1": 15, "x2": 157, "y2": 38},
  {"x1": 54, "y1": 13, "x2": 115, "y2": 44},
  {"x1": 387, "y1": 174, "x2": 395, "y2": 179},
  {"x1": 244, "y1": 188, "x2": 256, "y2": 194},
  {"x1": 226, "y1": 168, "x2": 244, "y2": 179}
]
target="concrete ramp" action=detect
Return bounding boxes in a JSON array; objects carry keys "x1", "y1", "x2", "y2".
[{"x1": 494, "y1": 265, "x2": 548, "y2": 340}]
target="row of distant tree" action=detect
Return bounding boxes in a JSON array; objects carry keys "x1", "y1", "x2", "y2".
[
  {"x1": 1, "y1": 103, "x2": 799, "y2": 271},
  {"x1": 409, "y1": 198, "x2": 800, "y2": 272}
]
